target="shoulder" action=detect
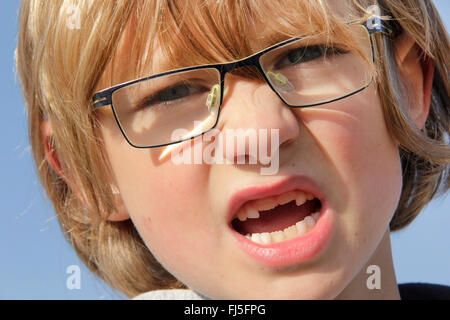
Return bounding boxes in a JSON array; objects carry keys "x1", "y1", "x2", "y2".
[
  {"x1": 133, "y1": 289, "x2": 207, "y2": 300},
  {"x1": 133, "y1": 284, "x2": 450, "y2": 300},
  {"x1": 399, "y1": 283, "x2": 450, "y2": 300}
]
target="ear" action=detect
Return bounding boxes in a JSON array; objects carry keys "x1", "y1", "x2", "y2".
[
  {"x1": 41, "y1": 119, "x2": 130, "y2": 222},
  {"x1": 107, "y1": 185, "x2": 130, "y2": 221},
  {"x1": 394, "y1": 32, "x2": 434, "y2": 130},
  {"x1": 41, "y1": 119, "x2": 65, "y2": 178}
]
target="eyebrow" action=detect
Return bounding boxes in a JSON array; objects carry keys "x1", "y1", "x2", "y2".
[{"x1": 104, "y1": 16, "x2": 360, "y2": 97}]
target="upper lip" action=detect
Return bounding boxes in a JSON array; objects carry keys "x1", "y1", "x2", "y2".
[{"x1": 226, "y1": 175, "x2": 325, "y2": 226}]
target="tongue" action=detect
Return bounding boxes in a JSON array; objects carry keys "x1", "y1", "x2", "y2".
[{"x1": 232, "y1": 199, "x2": 318, "y2": 235}]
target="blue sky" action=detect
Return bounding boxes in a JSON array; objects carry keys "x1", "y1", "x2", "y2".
[{"x1": 1, "y1": 1, "x2": 449, "y2": 300}]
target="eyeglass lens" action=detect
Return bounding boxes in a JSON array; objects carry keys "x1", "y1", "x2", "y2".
[{"x1": 111, "y1": 24, "x2": 373, "y2": 147}]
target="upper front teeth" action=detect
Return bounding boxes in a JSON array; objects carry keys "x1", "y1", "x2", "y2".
[
  {"x1": 237, "y1": 207, "x2": 260, "y2": 221},
  {"x1": 246, "y1": 207, "x2": 260, "y2": 219},
  {"x1": 235, "y1": 190, "x2": 315, "y2": 222}
]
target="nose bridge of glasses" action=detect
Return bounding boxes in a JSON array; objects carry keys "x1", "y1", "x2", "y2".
[
  {"x1": 221, "y1": 53, "x2": 265, "y2": 80},
  {"x1": 219, "y1": 54, "x2": 294, "y2": 105}
]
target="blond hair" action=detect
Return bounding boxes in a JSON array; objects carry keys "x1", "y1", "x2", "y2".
[{"x1": 16, "y1": 0, "x2": 449, "y2": 298}]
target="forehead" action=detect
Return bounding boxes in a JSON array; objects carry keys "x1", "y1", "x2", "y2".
[{"x1": 96, "y1": 0, "x2": 361, "y2": 90}]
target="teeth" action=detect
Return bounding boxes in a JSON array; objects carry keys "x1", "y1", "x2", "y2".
[
  {"x1": 235, "y1": 190, "x2": 316, "y2": 221},
  {"x1": 312, "y1": 211, "x2": 320, "y2": 222},
  {"x1": 303, "y1": 216, "x2": 316, "y2": 230},
  {"x1": 244, "y1": 211, "x2": 319, "y2": 245},
  {"x1": 246, "y1": 207, "x2": 260, "y2": 219},
  {"x1": 306, "y1": 192, "x2": 314, "y2": 201},
  {"x1": 283, "y1": 225, "x2": 298, "y2": 239},
  {"x1": 234, "y1": 190, "x2": 321, "y2": 243},
  {"x1": 278, "y1": 191, "x2": 296, "y2": 205},
  {"x1": 296, "y1": 220, "x2": 307, "y2": 235},
  {"x1": 271, "y1": 231, "x2": 285, "y2": 242},
  {"x1": 251, "y1": 233, "x2": 262, "y2": 243},
  {"x1": 260, "y1": 233, "x2": 272, "y2": 245},
  {"x1": 237, "y1": 209, "x2": 248, "y2": 221},
  {"x1": 236, "y1": 205, "x2": 261, "y2": 222},
  {"x1": 295, "y1": 193, "x2": 307, "y2": 206},
  {"x1": 254, "y1": 198, "x2": 277, "y2": 211}
]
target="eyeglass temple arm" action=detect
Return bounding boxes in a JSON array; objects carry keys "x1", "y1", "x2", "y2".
[
  {"x1": 364, "y1": 19, "x2": 392, "y2": 35},
  {"x1": 91, "y1": 10, "x2": 392, "y2": 111},
  {"x1": 92, "y1": 91, "x2": 112, "y2": 109},
  {"x1": 362, "y1": 7, "x2": 393, "y2": 35}
]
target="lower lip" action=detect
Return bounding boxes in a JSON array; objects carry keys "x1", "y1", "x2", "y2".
[{"x1": 231, "y1": 205, "x2": 334, "y2": 268}]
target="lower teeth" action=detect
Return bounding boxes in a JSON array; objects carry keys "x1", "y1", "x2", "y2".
[{"x1": 244, "y1": 211, "x2": 320, "y2": 245}]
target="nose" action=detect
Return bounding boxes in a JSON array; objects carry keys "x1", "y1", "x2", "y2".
[{"x1": 216, "y1": 72, "x2": 300, "y2": 165}]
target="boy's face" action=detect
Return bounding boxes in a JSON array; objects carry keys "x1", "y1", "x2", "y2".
[{"x1": 96, "y1": 2, "x2": 402, "y2": 299}]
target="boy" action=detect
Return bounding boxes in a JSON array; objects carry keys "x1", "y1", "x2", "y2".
[{"x1": 16, "y1": 0, "x2": 449, "y2": 299}]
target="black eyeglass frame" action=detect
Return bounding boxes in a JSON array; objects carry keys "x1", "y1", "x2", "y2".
[{"x1": 92, "y1": 17, "x2": 391, "y2": 149}]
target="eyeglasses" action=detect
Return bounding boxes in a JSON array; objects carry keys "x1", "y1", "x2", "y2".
[{"x1": 92, "y1": 16, "x2": 391, "y2": 148}]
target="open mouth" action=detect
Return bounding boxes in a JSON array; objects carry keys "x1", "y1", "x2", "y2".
[
  {"x1": 227, "y1": 176, "x2": 334, "y2": 267},
  {"x1": 231, "y1": 190, "x2": 322, "y2": 245}
]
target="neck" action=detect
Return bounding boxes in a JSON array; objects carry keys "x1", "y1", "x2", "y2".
[{"x1": 336, "y1": 229, "x2": 400, "y2": 300}]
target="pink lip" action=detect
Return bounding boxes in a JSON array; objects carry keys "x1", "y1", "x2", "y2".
[{"x1": 227, "y1": 175, "x2": 334, "y2": 267}]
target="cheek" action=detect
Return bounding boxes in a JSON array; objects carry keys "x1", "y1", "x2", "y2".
[
  {"x1": 301, "y1": 87, "x2": 402, "y2": 222},
  {"x1": 102, "y1": 133, "x2": 217, "y2": 274},
  {"x1": 130, "y1": 164, "x2": 221, "y2": 280},
  {"x1": 99, "y1": 116, "x2": 207, "y2": 215},
  {"x1": 130, "y1": 163, "x2": 208, "y2": 234}
]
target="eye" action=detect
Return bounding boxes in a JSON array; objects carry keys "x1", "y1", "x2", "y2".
[
  {"x1": 157, "y1": 83, "x2": 191, "y2": 102},
  {"x1": 135, "y1": 82, "x2": 208, "y2": 109},
  {"x1": 275, "y1": 45, "x2": 347, "y2": 69},
  {"x1": 287, "y1": 45, "x2": 325, "y2": 64}
]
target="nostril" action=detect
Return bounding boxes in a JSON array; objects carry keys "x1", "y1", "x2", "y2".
[{"x1": 279, "y1": 138, "x2": 296, "y2": 149}]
